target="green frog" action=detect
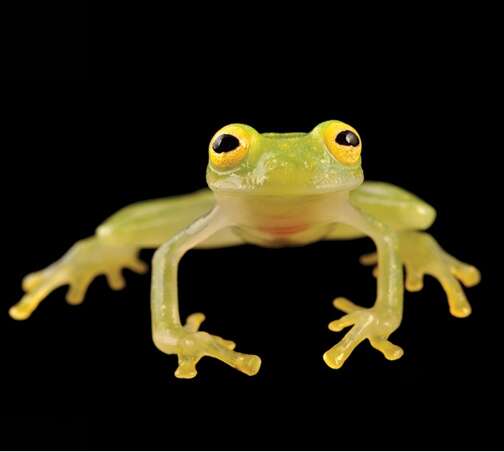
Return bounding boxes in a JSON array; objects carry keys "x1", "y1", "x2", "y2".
[{"x1": 11, "y1": 120, "x2": 481, "y2": 379}]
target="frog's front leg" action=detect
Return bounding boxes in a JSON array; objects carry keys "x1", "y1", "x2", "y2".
[
  {"x1": 151, "y1": 208, "x2": 261, "y2": 379},
  {"x1": 324, "y1": 205, "x2": 404, "y2": 369},
  {"x1": 360, "y1": 231, "x2": 481, "y2": 318}
]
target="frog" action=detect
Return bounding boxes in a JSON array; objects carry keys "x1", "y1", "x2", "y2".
[{"x1": 10, "y1": 120, "x2": 481, "y2": 379}]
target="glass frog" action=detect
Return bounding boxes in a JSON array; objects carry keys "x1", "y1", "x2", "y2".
[{"x1": 10, "y1": 120, "x2": 481, "y2": 378}]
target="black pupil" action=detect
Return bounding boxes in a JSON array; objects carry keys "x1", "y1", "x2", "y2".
[
  {"x1": 336, "y1": 130, "x2": 360, "y2": 147},
  {"x1": 212, "y1": 134, "x2": 240, "y2": 153}
]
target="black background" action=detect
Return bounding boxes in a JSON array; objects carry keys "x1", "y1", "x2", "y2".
[
  {"x1": 1, "y1": 4, "x2": 503, "y2": 451},
  {"x1": 2, "y1": 2, "x2": 87, "y2": 80}
]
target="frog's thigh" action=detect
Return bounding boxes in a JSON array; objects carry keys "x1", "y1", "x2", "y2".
[
  {"x1": 329, "y1": 181, "x2": 437, "y2": 240},
  {"x1": 195, "y1": 227, "x2": 244, "y2": 249}
]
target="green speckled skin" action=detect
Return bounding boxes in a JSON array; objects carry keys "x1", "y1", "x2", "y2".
[{"x1": 11, "y1": 120, "x2": 481, "y2": 378}]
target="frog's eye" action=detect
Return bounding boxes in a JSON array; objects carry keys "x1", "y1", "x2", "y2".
[
  {"x1": 209, "y1": 127, "x2": 250, "y2": 171},
  {"x1": 212, "y1": 134, "x2": 240, "y2": 153},
  {"x1": 335, "y1": 130, "x2": 360, "y2": 147},
  {"x1": 323, "y1": 122, "x2": 362, "y2": 165}
]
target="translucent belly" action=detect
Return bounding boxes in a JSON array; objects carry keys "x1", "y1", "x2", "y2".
[{"x1": 233, "y1": 223, "x2": 331, "y2": 248}]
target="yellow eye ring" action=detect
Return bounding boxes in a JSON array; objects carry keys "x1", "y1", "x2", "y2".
[
  {"x1": 323, "y1": 122, "x2": 362, "y2": 165},
  {"x1": 209, "y1": 125, "x2": 250, "y2": 171}
]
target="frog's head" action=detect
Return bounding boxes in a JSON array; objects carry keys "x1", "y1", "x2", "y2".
[{"x1": 206, "y1": 120, "x2": 364, "y2": 196}]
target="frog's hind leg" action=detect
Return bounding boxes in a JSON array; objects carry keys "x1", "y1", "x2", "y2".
[
  {"x1": 10, "y1": 238, "x2": 147, "y2": 320},
  {"x1": 10, "y1": 189, "x2": 240, "y2": 320},
  {"x1": 330, "y1": 181, "x2": 481, "y2": 318},
  {"x1": 361, "y1": 232, "x2": 481, "y2": 317}
]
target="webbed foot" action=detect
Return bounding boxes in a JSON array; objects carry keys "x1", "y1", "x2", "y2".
[
  {"x1": 10, "y1": 237, "x2": 147, "y2": 320},
  {"x1": 360, "y1": 231, "x2": 481, "y2": 318},
  {"x1": 155, "y1": 313, "x2": 261, "y2": 379},
  {"x1": 324, "y1": 298, "x2": 403, "y2": 369}
]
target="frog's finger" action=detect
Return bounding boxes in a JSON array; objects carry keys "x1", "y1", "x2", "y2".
[
  {"x1": 183, "y1": 314, "x2": 236, "y2": 349},
  {"x1": 211, "y1": 335, "x2": 236, "y2": 350},
  {"x1": 447, "y1": 257, "x2": 481, "y2": 287},
  {"x1": 204, "y1": 341, "x2": 261, "y2": 376},
  {"x1": 328, "y1": 312, "x2": 359, "y2": 332},
  {"x1": 332, "y1": 297, "x2": 361, "y2": 314},
  {"x1": 65, "y1": 276, "x2": 94, "y2": 305},
  {"x1": 437, "y1": 272, "x2": 472, "y2": 318},
  {"x1": 22, "y1": 271, "x2": 46, "y2": 292},
  {"x1": 175, "y1": 354, "x2": 201, "y2": 379},
  {"x1": 105, "y1": 270, "x2": 126, "y2": 290},
  {"x1": 405, "y1": 265, "x2": 424, "y2": 292},
  {"x1": 21, "y1": 266, "x2": 58, "y2": 292},
  {"x1": 324, "y1": 322, "x2": 367, "y2": 369},
  {"x1": 125, "y1": 258, "x2": 148, "y2": 274},
  {"x1": 10, "y1": 277, "x2": 66, "y2": 320},
  {"x1": 359, "y1": 253, "x2": 380, "y2": 278},
  {"x1": 359, "y1": 252, "x2": 378, "y2": 266},
  {"x1": 369, "y1": 337, "x2": 404, "y2": 360},
  {"x1": 184, "y1": 313, "x2": 206, "y2": 333}
]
